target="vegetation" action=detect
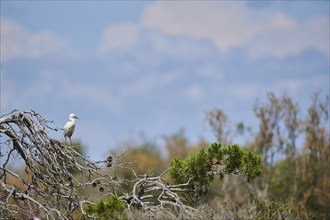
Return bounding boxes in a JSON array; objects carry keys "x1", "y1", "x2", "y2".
[
  {"x1": 0, "y1": 92, "x2": 328, "y2": 219},
  {"x1": 170, "y1": 143, "x2": 262, "y2": 204},
  {"x1": 85, "y1": 196, "x2": 127, "y2": 220}
]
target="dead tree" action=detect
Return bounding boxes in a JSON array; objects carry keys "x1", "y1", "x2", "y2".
[
  {"x1": 0, "y1": 110, "x2": 200, "y2": 219},
  {"x1": 0, "y1": 110, "x2": 121, "y2": 219},
  {"x1": 120, "y1": 169, "x2": 199, "y2": 218}
]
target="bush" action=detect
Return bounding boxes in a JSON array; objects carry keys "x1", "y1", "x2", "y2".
[
  {"x1": 170, "y1": 142, "x2": 262, "y2": 205},
  {"x1": 85, "y1": 196, "x2": 127, "y2": 220}
]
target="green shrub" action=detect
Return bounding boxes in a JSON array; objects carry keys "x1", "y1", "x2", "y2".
[
  {"x1": 170, "y1": 142, "x2": 262, "y2": 204},
  {"x1": 85, "y1": 196, "x2": 127, "y2": 220}
]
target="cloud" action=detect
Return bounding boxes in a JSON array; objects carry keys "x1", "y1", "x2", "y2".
[
  {"x1": 141, "y1": 2, "x2": 268, "y2": 52},
  {"x1": 99, "y1": 22, "x2": 140, "y2": 54},
  {"x1": 143, "y1": 1, "x2": 329, "y2": 58},
  {"x1": 0, "y1": 17, "x2": 69, "y2": 62},
  {"x1": 247, "y1": 16, "x2": 330, "y2": 59},
  {"x1": 100, "y1": 1, "x2": 329, "y2": 59}
]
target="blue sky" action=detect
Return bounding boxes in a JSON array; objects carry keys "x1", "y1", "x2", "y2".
[{"x1": 1, "y1": 1, "x2": 329, "y2": 160}]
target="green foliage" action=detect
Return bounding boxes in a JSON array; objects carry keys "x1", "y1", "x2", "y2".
[
  {"x1": 170, "y1": 142, "x2": 262, "y2": 204},
  {"x1": 85, "y1": 196, "x2": 127, "y2": 220}
]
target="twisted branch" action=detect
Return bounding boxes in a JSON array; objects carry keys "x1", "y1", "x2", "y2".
[
  {"x1": 0, "y1": 110, "x2": 200, "y2": 219},
  {"x1": 0, "y1": 110, "x2": 118, "y2": 219}
]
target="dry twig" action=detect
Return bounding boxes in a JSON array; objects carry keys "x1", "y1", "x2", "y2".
[
  {"x1": 0, "y1": 110, "x2": 118, "y2": 219},
  {"x1": 0, "y1": 110, "x2": 199, "y2": 219}
]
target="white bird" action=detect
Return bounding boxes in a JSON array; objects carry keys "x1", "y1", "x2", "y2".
[{"x1": 64, "y1": 113, "x2": 78, "y2": 145}]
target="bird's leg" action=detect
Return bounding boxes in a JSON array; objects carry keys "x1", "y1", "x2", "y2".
[
  {"x1": 65, "y1": 137, "x2": 67, "y2": 145},
  {"x1": 70, "y1": 137, "x2": 72, "y2": 146}
]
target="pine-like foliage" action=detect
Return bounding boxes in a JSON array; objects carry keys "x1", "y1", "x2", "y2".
[
  {"x1": 170, "y1": 142, "x2": 262, "y2": 204},
  {"x1": 85, "y1": 196, "x2": 127, "y2": 220}
]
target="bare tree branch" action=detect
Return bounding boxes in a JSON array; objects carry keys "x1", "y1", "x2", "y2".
[
  {"x1": 0, "y1": 110, "x2": 118, "y2": 219},
  {"x1": 0, "y1": 110, "x2": 200, "y2": 219}
]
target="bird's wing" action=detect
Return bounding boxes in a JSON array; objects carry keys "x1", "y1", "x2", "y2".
[
  {"x1": 64, "y1": 122, "x2": 75, "y2": 137},
  {"x1": 64, "y1": 121, "x2": 70, "y2": 131},
  {"x1": 70, "y1": 124, "x2": 75, "y2": 136}
]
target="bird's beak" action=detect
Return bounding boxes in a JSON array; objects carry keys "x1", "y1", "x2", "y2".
[{"x1": 75, "y1": 116, "x2": 79, "y2": 119}]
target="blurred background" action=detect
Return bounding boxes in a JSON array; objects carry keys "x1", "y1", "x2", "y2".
[{"x1": 1, "y1": 1, "x2": 329, "y2": 159}]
